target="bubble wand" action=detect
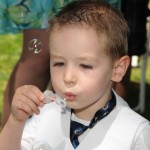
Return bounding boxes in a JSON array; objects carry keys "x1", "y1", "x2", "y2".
[{"x1": 43, "y1": 90, "x2": 66, "y2": 108}]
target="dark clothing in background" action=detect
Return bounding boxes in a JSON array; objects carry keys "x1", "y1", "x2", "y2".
[{"x1": 122, "y1": 0, "x2": 149, "y2": 56}]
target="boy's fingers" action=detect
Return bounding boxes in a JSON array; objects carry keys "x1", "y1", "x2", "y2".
[
  {"x1": 18, "y1": 85, "x2": 44, "y2": 106},
  {"x1": 12, "y1": 101, "x2": 33, "y2": 118},
  {"x1": 22, "y1": 90, "x2": 44, "y2": 107},
  {"x1": 14, "y1": 97, "x2": 40, "y2": 116},
  {"x1": 20, "y1": 95, "x2": 40, "y2": 115},
  {"x1": 28, "y1": 85, "x2": 45, "y2": 100}
]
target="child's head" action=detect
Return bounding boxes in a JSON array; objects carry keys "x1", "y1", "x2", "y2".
[
  {"x1": 49, "y1": 0, "x2": 129, "y2": 61},
  {"x1": 48, "y1": 0, "x2": 130, "y2": 113}
]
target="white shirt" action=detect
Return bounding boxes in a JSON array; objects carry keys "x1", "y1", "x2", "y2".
[
  {"x1": 71, "y1": 112, "x2": 150, "y2": 150},
  {"x1": 21, "y1": 92, "x2": 150, "y2": 150}
]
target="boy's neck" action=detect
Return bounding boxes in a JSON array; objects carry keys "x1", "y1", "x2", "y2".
[{"x1": 73, "y1": 93, "x2": 112, "y2": 121}]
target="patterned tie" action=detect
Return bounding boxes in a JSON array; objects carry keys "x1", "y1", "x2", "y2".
[
  {"x1": 70, "y1": 91, "x2": 116, "y2": 149},
  {"x1": 70, "y1": 121, "x2": 88, "y2": 149}
]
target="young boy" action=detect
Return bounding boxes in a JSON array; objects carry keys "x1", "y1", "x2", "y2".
[{"x1": 0, "y1": 0, "x2": 150, "y2": 149}]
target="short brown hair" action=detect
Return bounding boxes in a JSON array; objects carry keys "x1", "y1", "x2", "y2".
[{"x1": 49, "y1": 0, "x2": 129, "y2": 60}]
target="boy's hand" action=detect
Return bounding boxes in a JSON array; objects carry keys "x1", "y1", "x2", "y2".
[{"x1": 11, "y1": 85, "x2": 44, "y2": 122}]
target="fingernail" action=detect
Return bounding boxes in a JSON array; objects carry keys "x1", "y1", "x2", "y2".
[
  {"x1": 39, "y1": 102, "x2": 44, "y2": 107},
  {"x1": 40, "y1": 94, "x2": 44, "y2": 100}
]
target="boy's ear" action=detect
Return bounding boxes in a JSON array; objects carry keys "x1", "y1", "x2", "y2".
[{"x1": 111, "y1": 56, "x2": 130, "y2": 82}]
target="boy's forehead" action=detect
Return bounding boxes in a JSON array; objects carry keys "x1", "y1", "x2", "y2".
[
  {"x1": 49, "y1": 25, "x2": 108, "y2": 57},
  {"x1": 49, "y1": 25, "x2": 106, "y2": 44},
  {"x1": 49, "y1": 24, "x2": 106, "y2": 41}
]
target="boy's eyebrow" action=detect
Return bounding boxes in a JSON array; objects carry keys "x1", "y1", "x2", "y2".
[
  {"x1": 50, "y1": 53, "x2": 63, "y2": 59},
  {"x1": 78, "y1": 56, "x2": 99, "y2": 62},
  {"x1": 50, "y1": 53, "x2": 100, "y2": 62}
]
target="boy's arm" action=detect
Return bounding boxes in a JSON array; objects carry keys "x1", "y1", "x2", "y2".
[
  {"x1": 0, "y1": 85, "x2": 44, "y2": 150},
  {"x1": 0, "y1": 114, "x2": 26, "y2": 150}
]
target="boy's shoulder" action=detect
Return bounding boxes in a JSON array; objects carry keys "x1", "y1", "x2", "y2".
[
  {"x1": 114, "y1": 92, "x2": 149, "y2": 141},
  {"x1": 98, "y1": 92, "x2": 150, "y2": 149},
  {"x1": 115, "y1": 92, "x2": 148, "y2": 123}
]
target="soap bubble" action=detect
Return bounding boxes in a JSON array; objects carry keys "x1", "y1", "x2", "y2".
[
  {"x1": 32, "y1": 140, "x2": 51, "y2": 150},
  {"x1": 28, "y1": 39, "x2": 43, "y2": 54},
  {"x1": 8, "y1": 5, "x2": 28, "y2": 24}
]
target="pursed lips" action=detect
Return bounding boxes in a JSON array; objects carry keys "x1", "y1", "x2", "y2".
[{"x1": 64, "y1": 92, "x2": 76, "y2": 101}]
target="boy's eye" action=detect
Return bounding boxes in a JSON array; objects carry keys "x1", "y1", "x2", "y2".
[
  {"x1": 53, "y1": 62, "x2": 64, "y2": 67},
  {"x1": 80, "y1": 64, "x2": 93, "y2": 69}
]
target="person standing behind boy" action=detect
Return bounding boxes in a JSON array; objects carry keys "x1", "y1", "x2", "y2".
[
  {"x1": 0, "y1": 1, "x2": 150, "y2": 150},
  {"x1": 1, "y1": 0, "x2": 73, "y2": 127}
]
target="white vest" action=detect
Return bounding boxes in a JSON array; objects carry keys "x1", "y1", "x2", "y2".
[{"x1": 22, "y1": 93, "x2": 147, "y2": 150}]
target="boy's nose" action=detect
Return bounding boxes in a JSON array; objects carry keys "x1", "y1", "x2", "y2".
[{"x1": 63, "y1": 66, "x2": 76, "y2": 86}]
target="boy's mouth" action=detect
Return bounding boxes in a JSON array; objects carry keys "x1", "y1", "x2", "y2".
[{"x1": 64, "y1": 92, "x2": 76, "y2": 101}]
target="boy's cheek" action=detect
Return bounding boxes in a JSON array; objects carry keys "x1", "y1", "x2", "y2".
[{"x1": 51, "y1": 78, "x2": 62, "y2": 92}]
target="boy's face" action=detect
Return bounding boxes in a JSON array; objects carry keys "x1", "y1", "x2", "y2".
[{"x1": 49, "y1": 26, "x2": 115, "y2": 116}]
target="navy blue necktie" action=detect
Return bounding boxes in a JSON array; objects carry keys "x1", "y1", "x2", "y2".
[
  {"x1": 70, "y1": 91, "x2": 116, "y2": 149},
  {"x1": 70, "y1": 121, "x2": 88, "y2": 149}
]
